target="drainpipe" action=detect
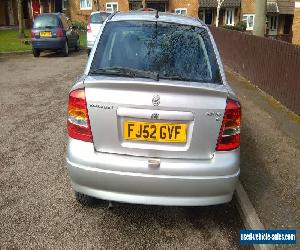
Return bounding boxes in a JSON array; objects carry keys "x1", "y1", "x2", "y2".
[{"x1": 253, "y1": 0, "x2": 267, "y2": 37}]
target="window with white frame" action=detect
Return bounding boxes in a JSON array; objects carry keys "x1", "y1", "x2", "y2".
[
  {"x1": 243, "y1": 14, "x2": 255, "y2": 30},
  {"x1": 225, "y1": 8, "x2": 235, "y2": 26},
  {"x1": 62, "y1": 0, "x2": 68, "y2": 10},
  {"x1": 175, "y1": 8, "x2": 187, "y2": 15},
  {"x1": 80, "y1": 0, "x2": 92, "y2": 10},
  {"x1": 106, "y1": 3, "x2": 118, "y2": 13}
]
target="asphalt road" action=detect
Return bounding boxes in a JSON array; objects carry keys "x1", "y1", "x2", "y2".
[{"x1": 0, "y1": 51, "x2": 247, "y2": 249}]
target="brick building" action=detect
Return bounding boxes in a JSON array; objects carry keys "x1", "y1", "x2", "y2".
[
  {"x1": 0, "y1": 0, "x2": 63, "y2": 28},
  {"x1": 63, "y1": 0, "x2": 199, "y2": 21},
  {"x1": 292, "y1": 1, "x2": 300, "y2": 44},
  {"x1": 198, "y1": 0, "x2": 241, "y2": 26},
  {"x1": 240, "y1": 0, "x2": 294, "y2": 42}
]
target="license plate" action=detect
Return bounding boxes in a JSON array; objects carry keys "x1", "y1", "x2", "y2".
[
  {"x1": 123, "y1": 121, "x2": 187, "y2": 143},
  {"x1": 40, "y1": 31, "x2": 52, "y2": 37}
]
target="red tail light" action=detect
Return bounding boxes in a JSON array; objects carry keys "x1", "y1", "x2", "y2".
[
  {"x1": 67, "y1": 89, "x2": 93, "y2": 142},
  {"x1": 31, "y1": 29, "x2": 36, "y2": 38},
  {"x1": 56, "y1": 27, "x2": 64, "y2": 37},
  {"x1": 216, "y1": 99, "x2": 241, "y2": 151},
  {"x1": 87, "y1": 17, "x2": 91, "y2": 33}
]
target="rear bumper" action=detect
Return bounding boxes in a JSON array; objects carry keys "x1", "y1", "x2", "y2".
[
  {"x1": 66, "y1": 138, "x2": 240, "y2": 206},
  {"x1": 32, "y1": 38, "x2": 66, "y2": 50}
]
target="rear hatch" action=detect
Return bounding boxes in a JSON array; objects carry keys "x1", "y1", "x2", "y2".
[
  {"x1": 85, "y1": 76, "x2": 228, "y2": 160},
  {"x1": 32, "y1": 14, "x2": 60, "y2": 39}
]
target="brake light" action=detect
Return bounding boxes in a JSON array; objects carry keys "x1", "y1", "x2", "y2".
[
  {"x1": 56, "y1": 27, "x2": 64, "y2": 37},
  {"x1": 216, "y1": 99, "x2": 241, "y2": 151},
  {"x1": 87, "y1": 17, "x2": 91, "y2": 33},
  {"x1": 31, "y1": 29, "x2": 36, "y2": 38},
  {"x1": 67, "y1": 89, "x2": 93, "y2": 142}
]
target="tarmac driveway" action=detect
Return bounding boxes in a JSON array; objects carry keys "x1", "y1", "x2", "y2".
[{"x1": 0, "y1": 52, "x2": 247, "y2": 249}]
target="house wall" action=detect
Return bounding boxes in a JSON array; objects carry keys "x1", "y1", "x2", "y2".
[
  {"x1": 241, "y1": 0, "x2": 255, "y2": 15},
  {"x1": 66, "y1": 0, "x2": 199, "y2": 21},
  {"x1": 67, "y1": 0, "x2": 129, "y2": 21},
  {"x1": 292, "y1": 2, "x2": 300, "y2": 44},
  {"x1": 169, "y1": 0, "x2": 199, "y2": 17},
  {"x1": 102, "y1": 0, "x2": 129, "y2": 12}
]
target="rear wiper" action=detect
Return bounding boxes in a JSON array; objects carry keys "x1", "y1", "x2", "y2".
[{"x1": 89, "y1": 67, "x2": 159, "y2": 81}]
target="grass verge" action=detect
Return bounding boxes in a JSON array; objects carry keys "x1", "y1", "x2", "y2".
[{"x1": 0, "y1": 29, "x2": 87, "y2": 53}]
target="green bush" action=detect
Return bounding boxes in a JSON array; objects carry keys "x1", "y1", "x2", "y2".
[
  {"x1": 72, "y1": 20, "x2": 87, "y2": 31},
  {"x1": 235, "y1": 21, "x2": 247, "y2": 31},
  {"x1": 222, "y1": 21, "x2": 247, "y2": 32}
]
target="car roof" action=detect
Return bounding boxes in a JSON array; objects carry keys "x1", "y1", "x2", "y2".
[
  {"x1": 37, "y1": 13, "x2": 61, "y2": 16},
  {"x1": 109, "y1": 11, "x2": 205, "y2": 27},
  {"x1": 91, "y1": 11, "x2": 110, "y2": 15}
]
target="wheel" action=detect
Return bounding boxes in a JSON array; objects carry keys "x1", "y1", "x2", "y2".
[
  {"x1": 87, "y1": 49, "x2": 91, "y2": 56},
  {"x1": 74, "y1": 38, "x2": 80, "y2": 51},
  {"x1": 32, "y1": 48, "x2": 40, "y2": 57},
  {"x1": 75, "y1": 191, "x2": 97, "y2": 206},
  {"x1": 62, "y1": 40, "x2": 69, "y2": 57}
]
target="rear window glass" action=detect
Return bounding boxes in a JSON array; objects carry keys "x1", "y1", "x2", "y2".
[
  {"x1": 33, "y1": 15, "x2": 59, "y2": 28},
  {"x1": 91, "y1": 21, "x2": 221, "y2": 84},
  {"x1": 90, "y1": 13, "x2": 110, "y2": 24}
]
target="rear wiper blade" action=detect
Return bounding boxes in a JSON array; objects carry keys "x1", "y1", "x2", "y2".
[{"x1": 89, "y1": 67, "x2": 159, "y2": 81}]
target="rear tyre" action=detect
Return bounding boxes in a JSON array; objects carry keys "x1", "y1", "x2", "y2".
[
  {"x1": 62, "y1": 41, "x2": 69, "y2": 57},
  {"x1": 32, "y1": 48, "x2": 40, "y2": 57}
]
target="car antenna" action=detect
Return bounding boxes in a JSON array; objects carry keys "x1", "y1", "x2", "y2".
[{"x1": 155, "y1": 10, "x2": 159, "y2": 19}]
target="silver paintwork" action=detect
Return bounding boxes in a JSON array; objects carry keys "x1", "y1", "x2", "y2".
[{"x1": 67, "y1": 12, "x2": 240, "y2": 206}]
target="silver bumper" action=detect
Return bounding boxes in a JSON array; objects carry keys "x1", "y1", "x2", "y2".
[{"x1": 66, "y1": 138, "x2": 240, "y2": 206}]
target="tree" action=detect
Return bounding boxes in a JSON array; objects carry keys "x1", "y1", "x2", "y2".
[
  {"x1": 253, "y1": 0, "x2": 267, "y2": 37},
  {"x1": 17, "y1": 0, "x2": 25, "y2": 38},
  {"x1": 216, "y1": 0, "x2": 225, "y2": 27},
  {"x1": 142, "y1": 0, "x2": 146, "y2": 8}
]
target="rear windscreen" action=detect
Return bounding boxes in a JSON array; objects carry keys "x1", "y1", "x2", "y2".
[
  {"x1": 90, "y1": 13, "x2": 110, "y2": 24},
  {"x1": 91, "y1": 21, "x2": 221, "y2": 84},
  {"x1": 33, "y1": 15, "x2": 59, "y2": 28}
]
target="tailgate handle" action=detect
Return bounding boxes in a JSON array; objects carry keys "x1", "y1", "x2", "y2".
[{"x1": 117, "y1": 108, "x2": 194, "y2": 121}]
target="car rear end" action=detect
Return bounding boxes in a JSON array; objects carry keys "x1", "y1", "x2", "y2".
[
  {"x1": 31, "y1": 14, "x2": 66, "y2": 51},
  {"x1": 66, "y1": 13, "x2": 241, "y2": 206},
  {"x1": 87, "y1": 12, "x2": 110, "y2": 53}
]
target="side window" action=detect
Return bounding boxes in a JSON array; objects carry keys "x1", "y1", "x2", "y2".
[{"x1": 243, "y1": 14, "x2": 255, "y2": 30}]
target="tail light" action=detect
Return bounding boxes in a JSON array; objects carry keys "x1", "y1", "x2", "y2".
[
  {"x1": 216, "y1": 99, "x2": 241, "y2": 151},
  {"x1": 56, "y1": 27, "x2": 64, "y2": 37},
  {"x1": 87, "y1": 17, "x2": 91, "y2": 33},
  {"x1": 67, "y1": 89, "x2": 93, "y2": 142},
  {"x1": 31, "y1": 29, "x2": 36, "y2": 38}
]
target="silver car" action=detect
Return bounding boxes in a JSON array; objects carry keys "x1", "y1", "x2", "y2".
[{"x1": 66, "y1": 11, "x2": 241, "y2": 206}]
